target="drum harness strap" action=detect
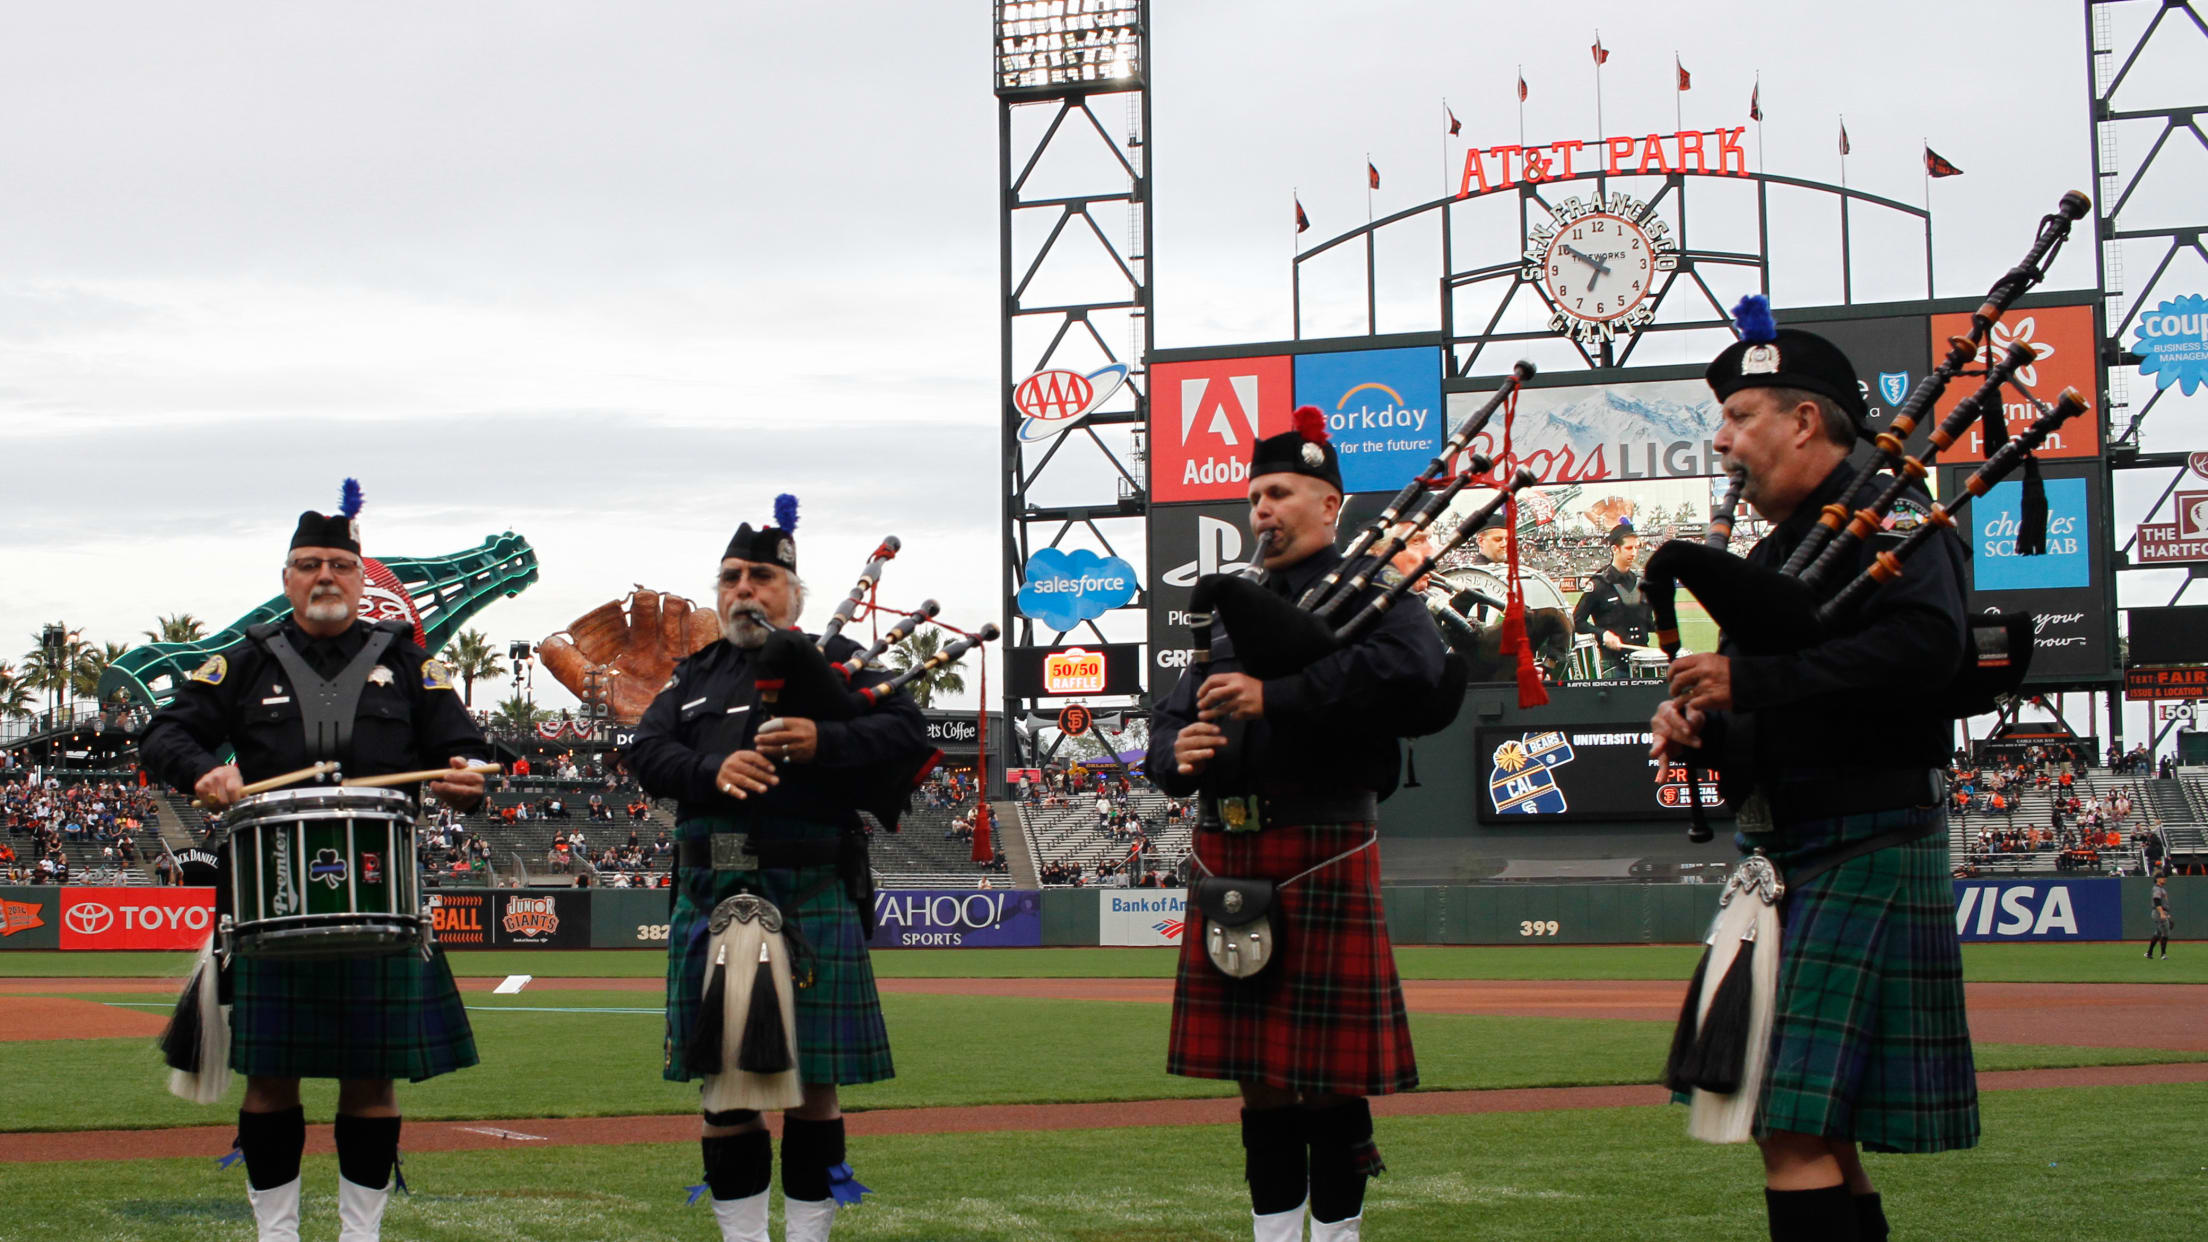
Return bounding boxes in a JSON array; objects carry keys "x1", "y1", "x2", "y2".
[{"x1": 258, "y1": 628, "x2": 397, "y2": 762}]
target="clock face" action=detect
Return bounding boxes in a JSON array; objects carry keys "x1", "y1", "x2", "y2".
[
  {"x1": 1541, "y1": 213, "x2": 1655, "y2": 324},
  {"x1": 1521, "y1": 193, "x2": 1678, "y2": 347}
]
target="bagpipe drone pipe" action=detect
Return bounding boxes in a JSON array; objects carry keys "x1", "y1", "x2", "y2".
[
  {"x1": 701, "y1": 536, "x2": 998, "y2": 831},
  {"x1": 1185, "y1": 467, "x2": 1542, "y2": 814},
  {"x1": 1643, "y1": 386, "x2": 2090, "y2": 842},
  {"x1": 1781, "y1": 190, "x2": 2090, "y2": 578}
]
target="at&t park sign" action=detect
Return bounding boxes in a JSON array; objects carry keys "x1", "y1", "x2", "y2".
[{"x1": 1458, "y1": 127, "x2": 1752, "y2": 195}]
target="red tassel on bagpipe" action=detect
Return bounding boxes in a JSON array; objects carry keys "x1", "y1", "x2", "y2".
[{"x1": 1493, "y1": 387, "x2": 1547, "y2": 707}]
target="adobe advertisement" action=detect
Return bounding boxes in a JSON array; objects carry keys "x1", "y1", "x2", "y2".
[{"x1": 1148, "y1": 356, "x2": 1294, "y2": 502}]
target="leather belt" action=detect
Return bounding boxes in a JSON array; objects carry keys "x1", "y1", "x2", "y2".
[
  {"x1": 1200, "y1": 790, "x2": 1377, "y2": 832},
  {"x1": 676, "y1": 834, "x2": 840, "y2": 871},
  {"x1": 1744, "y1": 769, "x2": 1944, "y2": 830}
]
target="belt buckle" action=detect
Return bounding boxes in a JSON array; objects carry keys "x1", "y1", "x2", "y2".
[
  {"x1": 1735, "y1": 790, "x2": 1774, "y2": 835},
  {"x1": 1219, "y1": 796, "x2": 1262, "y2": 834},
  {"x1": 710, "y1": 832, "x2": 758, "y2": 871}
]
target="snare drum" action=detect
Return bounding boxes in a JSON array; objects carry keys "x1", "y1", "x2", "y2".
[
  {"x1": 1628, "y1": 649, "x2": 1671, "y2": 683},
  {"x1": 222, "y1": 786, "x2": 423, "y2": 958},
  {"x1": 1564, "y1": 637, "x2": 1602, "y2": 682}
]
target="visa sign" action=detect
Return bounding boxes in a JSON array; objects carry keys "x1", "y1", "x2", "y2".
[
  {"x1": 1017, "y1": 547, "x2": 1139, "y2": 632},
  {"x1": 1293, "y1": 346, "x2": 1444, "y2": 494},
  {"x1": 1951, "y1": 879, "x2": 2119, "y2": 941}
]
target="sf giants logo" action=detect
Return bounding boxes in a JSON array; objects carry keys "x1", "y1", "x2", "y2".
[{"x1": 1149, "y1": 357, "x2": 1293, "y2": 502}]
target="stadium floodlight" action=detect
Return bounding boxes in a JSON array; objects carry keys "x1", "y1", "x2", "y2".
[{"x1": 994, "y1": 0, "x2": 1142, "y2": 96}]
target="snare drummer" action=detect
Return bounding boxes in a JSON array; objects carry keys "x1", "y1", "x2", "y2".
[
  {"x1": 1571, "y1": 521, "x2": 1653, "y2": 679},
  {"x1": 140, "y1": 483, "x2": 488, "y2": 1242}
]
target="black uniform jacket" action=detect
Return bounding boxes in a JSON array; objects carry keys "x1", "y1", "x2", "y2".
[
  {"x1": 1694, "y1": 459, "x2": 1968, "y2": 792},
  {"x1": 1574, "y1": 564, "x2": 1653, "y2": 646},
  {"x1": 139, "y1": 618, "x2": 490, "y2": 795},
  {"x1": 1145, "y1": 544, "x2": 1446, "y2": 801},
  {"x1": 622, "y1": 632, "x2": 930, "y2": 832}
]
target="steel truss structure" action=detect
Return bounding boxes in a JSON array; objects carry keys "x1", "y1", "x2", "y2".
[
  {"x1": 994, "y1": 0, "x2": 1153, "y2": 765},
  {"x1": 2087, "y1": 0, "x2": 2208, "y2": 750}
]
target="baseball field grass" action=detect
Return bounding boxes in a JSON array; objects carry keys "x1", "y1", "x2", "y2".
[{"x1": 1, "y1": 943, "x2": 2201, "y2": 1240}]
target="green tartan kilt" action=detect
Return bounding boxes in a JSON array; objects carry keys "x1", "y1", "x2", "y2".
[
  {"x1": 1752, "y1": 803, "x2": 1979, "y2": 1153},
  {"x1": 662, "y1": 820, "x2": 893, "y2": 1088},
  {"x1": 229, "y1": 949, "x2": 478, "y2": 1082}
]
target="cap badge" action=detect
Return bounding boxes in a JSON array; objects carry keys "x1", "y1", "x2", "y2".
[
  {"x1": 776, "y1": 536, "x2": 795, "y2": 566},
  {"x1": 1742, "y1": 343, "x2": 1781, "y2": 375},
  {"x1": 1299, "y1": 442, "x2": 1326, "y2": 469},
  {"x1": 368, "y1": 665, "x2": 395, "y2": 687}
]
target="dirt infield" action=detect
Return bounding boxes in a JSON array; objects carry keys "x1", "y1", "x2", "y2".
[
  {"x1": 5, "y1": 1062, "x2": 2205, "y2": 1165},
  {"x1": 0, "y1": 995, "x2": 169, "y2": 1042},
  {"x1": 8, "y1": 977, "x2": 2208, "y2": 1051}
]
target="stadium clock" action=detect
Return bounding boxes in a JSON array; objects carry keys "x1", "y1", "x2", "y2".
[{"x1": 1521, "y1": 192, "x2": 1678, "y2": 348}]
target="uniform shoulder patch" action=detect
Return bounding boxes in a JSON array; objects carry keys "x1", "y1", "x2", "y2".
[
  {"x1": 421, "y1": 660, "x2": 456, "y2": 691},
  {"x1": 190, "y1": 654, "x2": 227, "y2": 686},
  {"x1": 1881, "y1": 497, "x2": 1930, "y2": 536}
]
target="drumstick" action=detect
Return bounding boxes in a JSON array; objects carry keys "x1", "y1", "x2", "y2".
[
  {"x1": 341, "y1": 763, "x2": 503, "y2": 789},
  {"x1": 191, "y1": 761, "x2": 340, "y2": 808}
]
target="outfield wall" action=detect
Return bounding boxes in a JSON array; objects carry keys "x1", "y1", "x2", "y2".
[{"x1": 1, "y1": 878, "x2": 2195, "y2": 948}]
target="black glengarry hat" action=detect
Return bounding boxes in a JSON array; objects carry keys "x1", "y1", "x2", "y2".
[
  {"x1": 724, "y1": 493, "x2": 799, "y2": 569},
  {"x1": 1705, "y1": 295, "x2": 1869, "y2": 430},
  {"x1": 1249, "y1": 406, "x2": 1343, "y2": 493},
  {"x1": 291, "y1": 478, "x2": 364, "y2": 554}
]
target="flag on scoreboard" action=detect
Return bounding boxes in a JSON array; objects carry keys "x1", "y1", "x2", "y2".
[{"x1": 1925, "y1": 145, "x2": 1964, "y2": 177}]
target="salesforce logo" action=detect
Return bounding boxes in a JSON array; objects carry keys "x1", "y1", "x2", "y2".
[{"x1": 1017, "y1": 548, "x2": 1139, "y2": 631}]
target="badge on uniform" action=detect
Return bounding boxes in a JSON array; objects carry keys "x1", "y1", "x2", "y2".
[
  {"x1": 421, "y1": 660, "x2": 455, "y2": 691},
  {"x1": 1881, "y1": 498, "x2": 1929, "y2": 535},
  {"x1": 1217, "y1": 795, "x2": 1262, "y2": 834},
  {"x1": 190, "y1": 655, "x2": 227, "y2": 686},
  {"x1": 368, "y1": 665, "x2": 395, "y2": 687},
  {"x1": 1734, "y1": 790, "x2": 1775, "y2": 834}
]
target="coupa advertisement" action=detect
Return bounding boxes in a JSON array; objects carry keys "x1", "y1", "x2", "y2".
[
  {"x1": 1099, "y1": 890, "x2": 1187, "y2": 947},
  {"x1": 1951, "y1": 878, "x2": 2120, "y2": 942},
  {"x1": 867, "y1": 889, "x2": 1041, "y2": 948}
]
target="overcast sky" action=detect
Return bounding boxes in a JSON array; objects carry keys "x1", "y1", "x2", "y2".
[{"x1": 3, "y1": 2, "x2": 2200, "y2": 740}]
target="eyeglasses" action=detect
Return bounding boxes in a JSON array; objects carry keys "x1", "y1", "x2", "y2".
[
  {"x1": 718, "y1": 566, "x2": 782, "y2": 587},
  {"x1": 286, "y1": 557, "x2": 362, "y2": 575}
]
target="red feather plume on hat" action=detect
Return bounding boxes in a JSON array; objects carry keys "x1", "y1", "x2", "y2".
[{"x1": 1292, "y1": 405, "x2": 1329, "y2": 443}]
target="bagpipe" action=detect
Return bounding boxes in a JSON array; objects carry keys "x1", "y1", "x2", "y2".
[
  {"x1": 709, "y1": 536, "x2": 998, "y2": 832},
  {"x1": 1642, "y1": 192, "x2": 2094, "y2": 846}
]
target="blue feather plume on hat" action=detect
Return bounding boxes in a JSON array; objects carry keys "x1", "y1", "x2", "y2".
[
  {"x1": 1731, "y1": 295, "x2": 1778, "y2": 344},
  {"x1": 339, "y1": 478, "x2": 364, "y2": 519},
  {"x1": 773, "y1": 493, "x2": 799, "y2": 533}
]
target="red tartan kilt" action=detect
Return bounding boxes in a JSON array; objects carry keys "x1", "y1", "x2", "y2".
[{"x1": 1168, "y1": 820, "x2": 1417, "y2": 1097}]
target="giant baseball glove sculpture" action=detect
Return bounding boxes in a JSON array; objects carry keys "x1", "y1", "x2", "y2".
[{"x1": 538, "y1": 588, "x2": 723, "y2": 725}]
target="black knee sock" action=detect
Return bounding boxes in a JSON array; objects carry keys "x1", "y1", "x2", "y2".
[
  {"x1": 1304, "y1": 1098, "x2": 1380, "y2": 1225},
  {"x1": 702, "y1": 1128, "x2": 773, "y2": 1201},
  {"x1": 1764, "y1": 1185, "x2": 1860, "y2": 1242},
  {"x1": 237, "y1": 1106, "x2": 306, "y2": 1192},
  {"x1": 781, "y1": 1116, "x2": 845, "y2": 1203},
  {"x1": 1854, "y1": 1192, "x2": 1889, "y2": 1242},
  {"x1": 333, "y1": 1114, "x2": 402, "y2": 1191},
  {"x1": 1240, "y1": 1106, "x2": 1306, "y2": 1216}
]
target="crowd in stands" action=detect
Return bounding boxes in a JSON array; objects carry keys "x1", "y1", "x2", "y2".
[
  {"x1": 3, "y1": 771, "x2": 160, "y2": 883},
  {"x1": 1946, "y1": 742, "x2": 2175, "y2": 876}
]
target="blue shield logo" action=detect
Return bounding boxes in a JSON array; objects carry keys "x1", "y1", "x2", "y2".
[{"x1": 1877, "y1": 372, "x2": 1909, "y2": 406}]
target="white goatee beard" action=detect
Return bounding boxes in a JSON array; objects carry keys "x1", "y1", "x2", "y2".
[
  {"x1": 722, "y1": 605, "x2": 772, "y2": 649},
  {"x1": 302, "y1": 598, "x2": 352, "y2": 624}
]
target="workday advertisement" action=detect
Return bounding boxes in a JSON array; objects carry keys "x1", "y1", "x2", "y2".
[{"x1": 1293, "y1": 347, "x2": 1444, "y2": 494}]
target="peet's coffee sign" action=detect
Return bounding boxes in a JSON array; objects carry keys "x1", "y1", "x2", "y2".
[{"x1": 925, "y1": 718, "x2": 980, "y2": 746}]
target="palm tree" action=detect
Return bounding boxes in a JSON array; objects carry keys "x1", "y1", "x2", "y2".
[
  {"x1": 21, "y1": 628, "x2": 83, "y2": 719},
  {"x1": 143, "y1": 613, "x2": 208, "y2": 644},
  {"x1": 442, "y1": 629, "x2": 506, "y2": 708},
  {"x1": 0, "y1": 663, "x2": 32, "y2": 721},
  {"x1": 887, "y1": 627, "x2": 968, "y2": 710},
  {"x1": 491, "y1": 694, "x2": 552, "y2": 733},
  {"x1": 72, "y1": 642, "x2": 128, "y2": 700}
]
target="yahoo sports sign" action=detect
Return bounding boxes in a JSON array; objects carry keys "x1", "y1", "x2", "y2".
[{"x1": 868, "y1": 890, "x2": 1042, "y2": 948}]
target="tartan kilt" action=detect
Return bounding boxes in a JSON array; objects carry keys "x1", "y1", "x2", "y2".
[
  {"x1": 662, "y1": 817, "x2": 892, "y2": 1088},
  {"x1": 1751, "y1": 803, "x2": 1979, "y2": 1153},
  {"x1": 1169, "y1": 819, "x2": 1417, "y2": 1097},
  {"x1": 229, "y1": 949, "x2": 477, "y2": 1082}
]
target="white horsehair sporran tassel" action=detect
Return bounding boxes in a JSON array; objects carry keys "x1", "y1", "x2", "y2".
[
  {"x1": 699, "y1": 893, "x2": 803, "y2": 1114},
  {"x1": 1686, "y1": 855, "x2": 1783, "y2": 1144}
]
